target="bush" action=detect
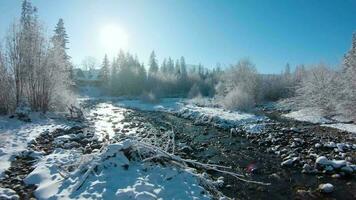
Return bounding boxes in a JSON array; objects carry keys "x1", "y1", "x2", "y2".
[{"x1": 218, "y1": 87, "x2": 255, "y2": 110}]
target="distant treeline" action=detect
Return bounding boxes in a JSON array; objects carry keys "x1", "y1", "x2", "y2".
[{"x1": 93, "y1": 51, "x2": 221, "y2": 99}]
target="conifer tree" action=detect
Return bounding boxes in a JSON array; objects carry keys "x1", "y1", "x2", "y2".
[
  {"x1": 148, "y1": 50, "x2": 159, "y2": 75},
  {"x1": 100, "y1": 54, "x2": 110, "y2": 86}
]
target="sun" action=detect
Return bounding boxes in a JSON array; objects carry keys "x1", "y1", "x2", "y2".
[{"x1": 99, "y1": 24, "x2": 129, "y2": 55}]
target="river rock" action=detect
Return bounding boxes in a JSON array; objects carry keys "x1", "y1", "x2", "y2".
[
  {"x1": 0, "y1": 188, "x2": 19, "y2": 200},
  {"x1": 318, "y1": 183, "x2": 334, "y2": 193},
  {"x1": 330, "y1": 160, "x2": 347, "y2": 169},
  {"x1": 340, "y1": 165, "x2": 353, "y2": 174},
  {"x1": 315, "y1": 156, "x2": 330, "y2": 166},
  {"x1": 281, "y1": 157, "x2": 299, "y2": 167},
  {"x1": 315, "y1": 143, "x2": 322, "y2": 148}
]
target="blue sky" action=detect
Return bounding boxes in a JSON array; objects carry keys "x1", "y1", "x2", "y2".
[{"x1": 0, "y1": 0, "x2": 355, "y2": 73}]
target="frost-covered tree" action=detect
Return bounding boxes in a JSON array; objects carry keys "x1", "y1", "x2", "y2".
[
  {"x1": 148, "y1": 50, "x2": 158, "y2": 75},
  {"x1": 166, "y1": 57, "x2": 175, "y2": 74},
  {"x1": 160, "y1": 58, "x2": 168, "y2": 74},
  {"x1": 52, "y1": 19, "x2": 69, "y2": 50},
  {"x1": 339, "y1": 32, "x2": 356, "y2": 119},
  {"x1": 4, "y1": 0, "x2": 73, "y2": 112},
  {"x1": 180, "y1": 56, "x2": 187, "y2": 80},
  {"x1": 0, "y1": 45, "x2": 15, "y2": 113},
  {"x1": 99, "y1": 54, "x2": 110, "y2": 88},
  {"x1": 52, "y1": 18, "x2": 72, "y2": 80},
  {"x1": 216, "y1": 59, "x2": 259, "y2": 110},
  {"x1": 293, "y1": 64, "x2": 337, "y2": 112}
]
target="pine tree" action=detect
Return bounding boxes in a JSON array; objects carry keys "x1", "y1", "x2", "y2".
[
  {"x1": 180, "y1": 56, "x2": 187, "y2": 79},
  {"x1": 148, "y1": 50, "x2": 159, "y2": 75},
  {"x1": 52, "y1": 18, "x2": 72, "y2": 80},
  {"x1": 175, "y1": 59, "x2": 180, "y2": 76},
  {"x1": 100, "y1": 54, "x2": 110, "y2": 86},
  {"x1": 167, "y1": 57, "x2": 175, "y2": 74},
  {"x1": 53, "y1": 19, "x2": 69, "y2": 50},
  {"x1": 161, "y1": 58, "x2": 168, "y2": 74}
]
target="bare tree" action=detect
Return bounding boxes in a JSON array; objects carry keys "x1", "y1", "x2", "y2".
[{"x1": 0, "y1": 45, "x2": 15, "y2": 114}]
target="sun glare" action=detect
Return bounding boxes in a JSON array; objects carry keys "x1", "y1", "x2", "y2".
[{"x1": 99, "y1": 24, "x2": 129, "y2": 54}]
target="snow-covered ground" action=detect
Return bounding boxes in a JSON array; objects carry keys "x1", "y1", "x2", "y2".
[
  {"x1": 283, "y1": 108, "x2": 356, "y2": 134},
  {"x1": 322, "y1": 123, "x2": 356, "y2": 134},
  {"x1": 0, "y1": 113, "x2": 72, "y2": 177},
  {"x1": 25, "y1": 140, "x2": 212, "y2": 200},
  {"x1": 283, "y1": 108, "x2": 332, "y2": 124}
]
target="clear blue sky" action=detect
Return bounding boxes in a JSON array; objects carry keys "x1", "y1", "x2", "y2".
[{"x1": 0, "y1": 0, "x2": 355, "y2": 73}]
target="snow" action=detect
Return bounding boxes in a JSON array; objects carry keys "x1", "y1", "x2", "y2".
[
  {"x1": 0, "y1": 187, "x2": 19, "y2": 200},
  {"x1": 283, "y1": 108, "x2": 356, "y2": 134},
  {"x1": 322, "y1": 123, "x2": 356, "y2": 134},
  {"x1": 0, "y1": 113, "x2": 72, "y2": 177},
  {"x1": 178, "y1": 104, "x2": 267, "y2": 133},
  {"x1": 283, "y1": 108, "x2": 332, "y2": 124},
  {"x1": 25, "y1": 140, "x2": 212, "y2": 200}
]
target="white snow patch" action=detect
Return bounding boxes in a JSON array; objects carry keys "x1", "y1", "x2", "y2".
[
  {"x1": 321, "y1": 123, "x2": 356, "y2": 134},
  {"x1": 283, "y1": 108, "x2": 332, "y2": 124},
  {"x1": 26, "y1": 140, "x2": 212, "y2": 200},
  {"x1": 284, "y1": 108, "x2": 356, "y2": 134},
  {"x1": 0, "y1": 113, "x2": 71, "y2": 177},
  {"x1": 178, "y1": 104, "x2": 267, "y2": 133}
]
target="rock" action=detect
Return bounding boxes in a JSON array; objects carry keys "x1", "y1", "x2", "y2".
[
  {"x1": 0, "y1": 188, "x2": 19, "y2": 200},
  {"x1": 302, "y1": 164, "x2": 316, "y2": 174},
  {"x1": 324, "y1": 165, "x2": 334, "y2": 173},
  {"x1": 324, "y1": 142, "x2": 336, "y2": 148},
  {"x1": 336, "y1": 143, "x2": 346, "y2": 152},
  {"x1": 290, "y1": 127, "x2": 302, "y2": 133},
  {"x1": 296, "y1": 189, "x2": 315, "y2": 199},
  {"x1": 269, "y1": 173, "x2": 281, "y2": 180},
  {"x1": 340, "y1": 165, "x2": 353, "y2": 174},
  {"x1": 332, "y1": 174, "x2": 341, "y2": 178},
  {"x1": 315, "y1": 156, "x2": 330, "y2": 166},
  {"x1": 318, "y1": 183, "x2": 334, "y2": 193},
  {"x1": 315, "y1": 143, "x2": 322, "y2": 148},
  {"x1": 330, "y1": 160, "x2": 347, "y2": 169},
  {"x1": 281, "y1": 157, "x2": 299, "y2": 167}
]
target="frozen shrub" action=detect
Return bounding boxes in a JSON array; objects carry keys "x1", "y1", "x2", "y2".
[
  {"x1": 219, "y1": 87, "x2": 254, "y2": 110},
  {"x1": 215, "y1": 59, "x2": 259, "y2": 110}
]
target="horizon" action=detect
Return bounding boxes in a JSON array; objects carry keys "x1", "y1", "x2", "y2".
[{"x1": 0, "y1": 0, "x2": 355, "y2": 73}]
